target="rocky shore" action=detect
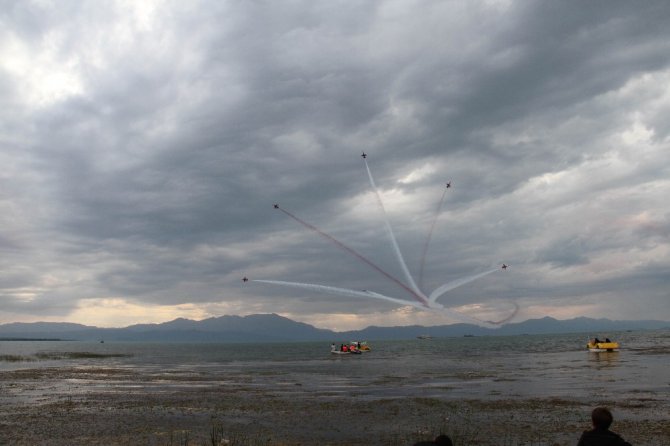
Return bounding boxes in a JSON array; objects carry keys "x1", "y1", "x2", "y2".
[{"x1": 1, "y1": 365, "x2": 667, "y2": 445}]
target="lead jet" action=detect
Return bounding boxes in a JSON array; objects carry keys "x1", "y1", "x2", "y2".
[{"x1": 361, "y1": 151, "x2": 367, "y2": 159}]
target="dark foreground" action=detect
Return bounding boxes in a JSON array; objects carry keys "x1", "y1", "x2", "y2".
[{"x1": 0, "y1": 365, "x2": 668, "y2": 446}]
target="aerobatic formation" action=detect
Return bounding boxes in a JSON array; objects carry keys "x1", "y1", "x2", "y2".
[{"x1": 245, "y1": 153, "x2": 517, "y2": 327}]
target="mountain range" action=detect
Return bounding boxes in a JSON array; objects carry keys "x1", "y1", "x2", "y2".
[{"x1": 0, "y1": 314, "x2": 668, "y2": 342}]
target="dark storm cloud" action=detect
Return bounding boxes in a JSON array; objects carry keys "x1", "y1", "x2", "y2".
[{"x1": 1, "y1": 0, "x2": 669, "y2": 326}]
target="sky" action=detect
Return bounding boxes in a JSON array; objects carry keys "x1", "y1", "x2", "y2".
[{"x1": 1, "y1": 0, "x2": 669, "y2": 331}]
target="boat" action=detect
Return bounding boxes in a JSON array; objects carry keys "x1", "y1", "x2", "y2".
[
  {"x1": 330, "y1": 344, "x2": 362, "y2": 355},
  {"x1": 331, "y1": 349, "x2": 361, "y2": 355},
  {"x1": 330, "y1": 347, "x2": 361, "y2": 355},
  {"x1": 417, "y1": 334, "x2": 432, "y2": 340},
  {"x1": 351, "y1": 341, "x2": 371, "y2": 352},
  {"x1": 586, "y1": 338, "x2": 619, "y2": 352}
]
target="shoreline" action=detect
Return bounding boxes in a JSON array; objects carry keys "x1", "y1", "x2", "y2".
[{"x1": 1, "y1": 365, "x2": 668, "y2": 445}]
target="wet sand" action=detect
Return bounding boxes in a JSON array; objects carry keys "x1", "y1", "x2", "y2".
[{"x1": 1, "y1": 365, "x2": 668, "y2": 445}]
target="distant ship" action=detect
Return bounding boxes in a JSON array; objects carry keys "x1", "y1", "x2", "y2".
[{"x1": 417, "y1": 334, "x2": 433, "y2": 340}]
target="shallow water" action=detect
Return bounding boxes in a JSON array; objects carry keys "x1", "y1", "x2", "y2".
[{"x1": 1, "y1": 329, "x2": 668, "y2": 404}]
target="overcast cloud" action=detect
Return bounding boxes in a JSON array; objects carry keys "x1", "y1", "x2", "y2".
[{"x1": 1, "y1": 0, "x2": 669, "y2": 330}]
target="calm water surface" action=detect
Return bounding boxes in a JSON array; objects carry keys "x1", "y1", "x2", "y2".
[{"x1": 1, "y1": 329, "x2": 668, "y2": 403}]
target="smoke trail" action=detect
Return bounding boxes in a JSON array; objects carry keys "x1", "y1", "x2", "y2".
[
  {"x1": 425, "y1": 306, "x2": 503, "y2": 329},
  {"x1": 363, "y1": 158, "x2": 427, "y2": 300},
  {"x1": 419, "y1": 186, "x2": 448, "y2": 288},
  {"x1": 276, "y1": 206, "x2": 429, "y2": 306},
  {"x1": 487, "y1": 301, "x2": 520, "y2": 325},
  {"x1": 253, "y1": 279, "x2": 418, "y2": 307},
  {"x1": 253, "y1": 279, "x2": 507, "y2": 328},
  {"x1": 428, "y1": 268, "x2": 499, "y2": 304}
]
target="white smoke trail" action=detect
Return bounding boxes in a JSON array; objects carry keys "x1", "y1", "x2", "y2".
[
  {"x1": 252, "y1": 279, "x2": 418, "y2": 307},
  {"x1": 428, "y1": 268, "x2": 499, "y2": 304},
  {"x1": 364, "y1": 290, "x2": 501, "y2": 327},
  {"x1": 253, "y1": 279, "x2": 503, "y2": 328},
  {"x1": 363, "y1": 159, "x2": 427, "y2": 300},
  {"x1": 419, "y1": 186, "x2": 447, "y2": 289}
]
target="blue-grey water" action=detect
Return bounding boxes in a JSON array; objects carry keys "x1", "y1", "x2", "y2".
[{"x1": 1, "y1": 329, "x2": 668, "y2": 404}]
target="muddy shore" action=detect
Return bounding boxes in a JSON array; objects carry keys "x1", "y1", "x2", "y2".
[{"x1": 0, "y1": 365, "x2": 667, "y2": 445}]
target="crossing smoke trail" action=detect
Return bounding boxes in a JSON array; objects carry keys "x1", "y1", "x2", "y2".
[
  {"x1": 251, "y1": 153, "x2": 517, "y2": 327},
  {"x1": 419, "y1": 186, "x2": 447, "y2": 289},
  {"x1": 428, "y1": 268, "x2": 499, "y2": 303},
  {"x1": 253, "y1": 279, "x2": 505, "y2": 328},
  {"x1": 363, "y1": 158, "x2": 427, "y2": 300},
  {"x1": 252, "y1": 280, "x2": 417, "y2": 307},
  {"x1": 275, "y1": 206, "x2": 429, "y2": 306}
]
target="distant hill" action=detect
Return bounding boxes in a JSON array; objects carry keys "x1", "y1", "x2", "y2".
[
  {"x1": 0, "y1": 314, "x2": 667, "y2": 342},
  {"x1": 337, "y1": 316, "x2": 670, "y2": 340}
]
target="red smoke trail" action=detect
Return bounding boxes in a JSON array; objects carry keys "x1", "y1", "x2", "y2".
[
  {"x1": 276, "y1": 206, "x2": 430, "y2": 306},
  {"x1": 419, "y1": 186, "x2": 448, "y2": 288}
]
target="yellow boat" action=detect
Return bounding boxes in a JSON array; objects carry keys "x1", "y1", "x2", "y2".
[
  {"x1": 586, "y1": 339, "x2": 619, "y2": 352},
  {"x1": 351, "y1": 341, "x2": 371, "y2": 352}
]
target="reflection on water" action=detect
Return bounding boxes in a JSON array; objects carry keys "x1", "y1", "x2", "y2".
[{"x1": 588, "y1": 351, "x2": 620, "y2": 365}]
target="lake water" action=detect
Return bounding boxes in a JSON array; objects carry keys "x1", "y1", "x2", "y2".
[{"x1": 1, "y1": 329, "x2": 668, "y2": 404}]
